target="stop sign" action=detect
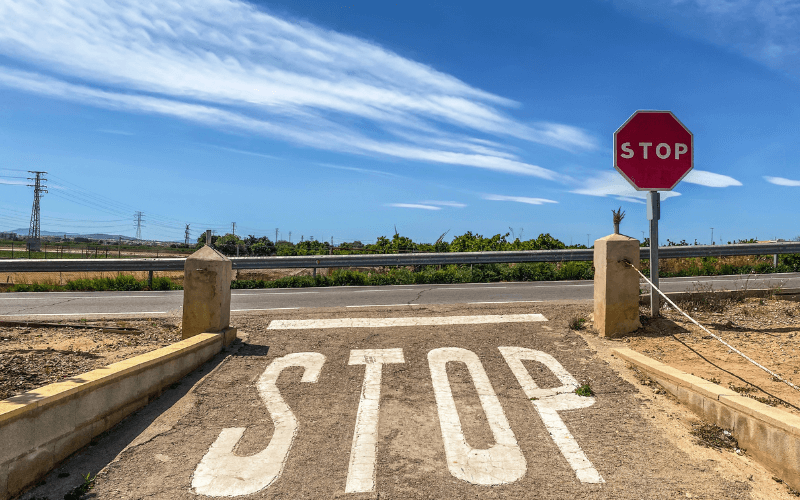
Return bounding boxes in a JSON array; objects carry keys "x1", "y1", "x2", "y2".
[{"x1": 614, "y1": 110, "x2": 693, "y2": 191}]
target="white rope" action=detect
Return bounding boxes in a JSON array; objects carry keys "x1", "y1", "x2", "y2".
[{"x1": 624, "y1": 260, "x2": 800, "y2": 394}]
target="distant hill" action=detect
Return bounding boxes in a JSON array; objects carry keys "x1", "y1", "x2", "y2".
[{"x1": 3, "y1": 228, "x2": 136, "y2": 241}]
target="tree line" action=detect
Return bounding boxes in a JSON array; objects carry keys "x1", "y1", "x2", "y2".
[{"x1": 196, "y1": 231, "x2": 579, "y2": 257}]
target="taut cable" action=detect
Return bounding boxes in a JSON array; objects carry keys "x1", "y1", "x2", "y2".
[{"x1": 621, "y1": 259, "x2": 800, "y2": 394}]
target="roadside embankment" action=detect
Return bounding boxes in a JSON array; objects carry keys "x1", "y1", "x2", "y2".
[
  {"x1": 614, "y1": 348, "x2": 800, "y2": 492},
  {"x1": 0, "y1": 327, "x2": 236, "y2": 500}
]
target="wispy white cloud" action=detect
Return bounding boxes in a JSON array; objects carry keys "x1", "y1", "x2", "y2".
[
  {"x1": 482, "y1": 194, "x2": 558, "y2": 205},
  {"x1": 569, "y1": 171, "x2": 682, "y2": 201},
  {"x1": 609, "y1": 0, "x2": 800, "y2": 78},
  {"x1": 420, "y1": 200, "x2": 467, "y2": 208},
  {"x1": 97, "y1": 129, "x2": 134, "y2": 136},
  {"x1": 569, "y1": 168, "x2": 740, "y2": 201},
  {"x1": 0, "y1": 68, "x2": 562, "y2": 179},
  {"x1": 683, "y1": 170, "x2": 743, "y2": 187},
  {"x1": 764, "y1": 175, "x2": 800, "y2": 186},
  {"x1": 0, "y1": 0, "x2": 598, "y2": 181},
  {"x1": 316, "y1": 163, "x2": 404, "y2": 178},
  {"x1": 386, "y1": 203, "x2": 441, "y2": 210},
  {"x1": 614, "y1": 196, "x2": 646, "y2": 204},
  {"x1": 205, "y1": 145, "x2": 284, "y2": 161}
]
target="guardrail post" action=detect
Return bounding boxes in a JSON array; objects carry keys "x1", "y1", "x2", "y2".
[
  {"x1": 182, "y1": 245, "x2": 232, "y2": 339},
  {"x1": 593, "y1": 234, "x2": 641, "y2": 337}
]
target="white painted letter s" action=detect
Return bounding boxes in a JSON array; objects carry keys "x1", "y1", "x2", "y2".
[
  {"x1": 192, "y1": 352, "x2": 326, "y2": 497},
  {"x1": 620, "y1": 142, "x2": 634, "y2": 159}
]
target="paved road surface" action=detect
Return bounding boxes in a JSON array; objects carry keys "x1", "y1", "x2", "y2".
[
  {"x1": 19, "y1": 304, "x2": 755, "y2": 499},
  {"x1": 2, "y1": 273, "x2": 799, "y2": 318}
]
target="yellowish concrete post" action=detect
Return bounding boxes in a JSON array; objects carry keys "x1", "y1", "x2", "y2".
[
  {"x1": 182, "y1": 245, "x2": 232, "y2": 339},
  {"x1": 594, "y1": 234, "x2": 641, "y2": 337}
]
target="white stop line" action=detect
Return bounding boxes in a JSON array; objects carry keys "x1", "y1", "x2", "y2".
[{"x1": 191, "y1": 347, "x2": 603, "y2": 497}]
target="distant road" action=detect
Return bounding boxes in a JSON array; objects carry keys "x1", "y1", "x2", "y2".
[{"x1": 2, "y1": 272, "x2": 799, "y2": 318}]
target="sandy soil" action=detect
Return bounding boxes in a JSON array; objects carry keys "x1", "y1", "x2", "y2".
[
  {"x1": 0, "y1": 318, "x2": 181, "y2": 400},
  {"x1": 612, "y1": 297, "x2": 800, "y2": 416}
]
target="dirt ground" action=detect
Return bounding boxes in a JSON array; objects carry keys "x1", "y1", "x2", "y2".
[
  {"x1": 13, "y1": 302, "x2": 799, "y2": 499},
  {"x1": 608, "y1": 297, "x2": 800, "y2": 417},
  {"x1": 0, "y1": 318, "x2": 181, "y2": 400}
]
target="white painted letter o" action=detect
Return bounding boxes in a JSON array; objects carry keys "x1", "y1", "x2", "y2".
[
  {"x1": 428, "y1": 347, "x2": 526, "y2": 485},
  {"x1": 656, "y1": 143, "x2": 671, "y2": 159}
]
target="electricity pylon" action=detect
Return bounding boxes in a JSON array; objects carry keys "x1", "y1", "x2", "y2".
[
  {"x1": 26, "y1": 171, "x2": 47, "y2": 251},
  {"x1": 134, "y1": 211, "x2": 145, "y2": 240}
]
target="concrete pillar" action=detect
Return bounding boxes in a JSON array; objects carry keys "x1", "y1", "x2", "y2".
[
  {"x1": 182, "y1": 245, "x2": 232, "y2": 339},
  {"x1": 593, "y1": 233, "x2": 641, "y2": 337}
]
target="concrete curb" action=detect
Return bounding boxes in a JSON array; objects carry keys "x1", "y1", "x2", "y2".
[
  {"x1": 613, "y1": 348, "x2": 800, "y2": 491},
  {"x1": 0, "y1": 327, "x2": 237, "y2": 500}
]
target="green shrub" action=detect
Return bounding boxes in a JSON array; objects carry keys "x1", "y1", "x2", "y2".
[
  {"x1": 782, "y1": 254, "x2": 800, "y2": 271},
  {"x1": 8, "y1": 283, "x2": 58, "y2": 292},
  {"x1": 151, "y1": 276, "x2": 177, "y2": 290},
  {"x1": 557, "y1": 261, "x2": 593, "y2": 280}
]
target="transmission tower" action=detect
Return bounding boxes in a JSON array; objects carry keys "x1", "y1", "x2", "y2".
[
  {"x1": 231, "y1": 222, "x2": 236, "y2": 236},
  {"x1": 185, "y1": 224, "x2": 191, "y2": 245},
  {"x1": 134, "y1": 211, "x2": 145, "y2": 240},
  {"x1": 26, "y1": 171, "x2": 47, "y2": 251}
]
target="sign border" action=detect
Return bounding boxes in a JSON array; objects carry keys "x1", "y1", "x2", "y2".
[{"x1": 613, "y1": 110, "x2": 694, "y2": 192}]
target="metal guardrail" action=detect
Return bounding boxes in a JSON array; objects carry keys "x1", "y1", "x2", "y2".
[{"x1": 1, "y1": 241, "x2": 800, "y2": 273}]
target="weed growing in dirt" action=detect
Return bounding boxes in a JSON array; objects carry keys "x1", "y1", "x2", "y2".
[
  {"x1": 568, "y1": 316, "x2": 586, "y2": 330},
  {"x1": 575, "y1": 383, "x2": 594, "y2": 397},
  {"x1": 690, "y1": 422, "x2": 741, "y2": 453},
  {"x1": 63, "y1": 472, "x2": 94, "y2": 500}
]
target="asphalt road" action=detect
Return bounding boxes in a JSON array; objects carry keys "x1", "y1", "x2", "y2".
[
  {"x1": 19, "y1": 304, "x2": 755, "y2": 499},
  {"x1": 2, "y1": 272, "x2": 800, "y2": 318}
]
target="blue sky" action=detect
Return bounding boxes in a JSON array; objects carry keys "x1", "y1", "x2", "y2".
[{"x1": 0, "y1": 0, "x2": 798, "y2": 245}]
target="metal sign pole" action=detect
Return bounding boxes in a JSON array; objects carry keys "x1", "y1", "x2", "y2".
[{"x1": 647, "y1": 191, "x2": 660, "y2": 317}]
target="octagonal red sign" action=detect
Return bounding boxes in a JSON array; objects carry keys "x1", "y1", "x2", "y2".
[{"x1": 614, "y1": 110, "x2": 693, "y2": 191}]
